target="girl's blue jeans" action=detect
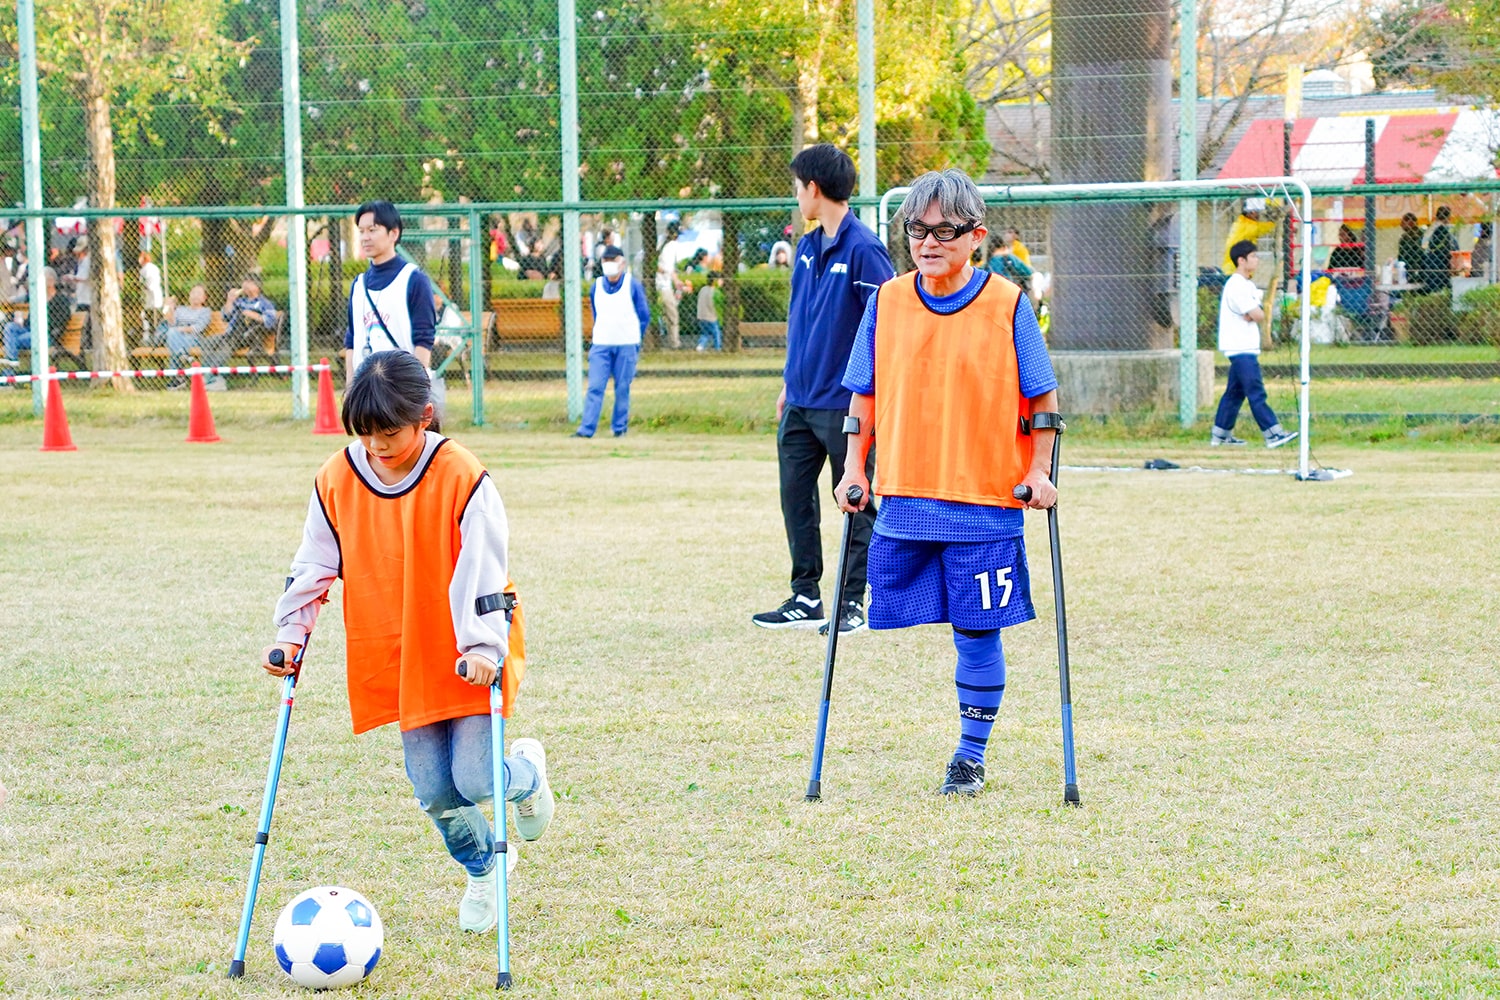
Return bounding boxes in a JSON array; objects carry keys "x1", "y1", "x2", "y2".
[{"x1": 401, "y1": 714, "x2": 540, "y2": 877}]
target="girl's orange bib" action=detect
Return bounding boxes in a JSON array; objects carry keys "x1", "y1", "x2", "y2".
[
  {"x1": 873, "y1": 271, "x2": 1033, "y2": 507},
  {"x1": 315, "y1": 440, "x2": 526, "y2": 733}
]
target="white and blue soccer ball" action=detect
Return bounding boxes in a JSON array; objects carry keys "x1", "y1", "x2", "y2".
[{"x1": 272, "y1": 885, "x2": 384, "y2": 990}]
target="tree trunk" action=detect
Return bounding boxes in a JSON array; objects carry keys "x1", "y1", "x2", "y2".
[
  {"x1": 447, "y1": 214, "x2": 464, "y2": 303},
  {"x1": 1050, "y1": 0, "x2": 1173, "y2": 352},
  {"x1": 327, "y1": 216, "x2": 346, "y2": 352},
  {"x1": 722, "y1": 211, "x2": 742, "y2": 352},
  {"x1": 203, "y1": 217, "x2": 233, "y2": 305},
  {"x1": 83, "y1": 86, "x2": 131, "y2": 389},
  {"x1": 641, "y1": 213, "x2": 659, "y2": 349}
]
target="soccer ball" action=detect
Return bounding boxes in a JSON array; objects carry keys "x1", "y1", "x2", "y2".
[{"x1": 272, "y1": 885, "x2": 384, "y2": 989}]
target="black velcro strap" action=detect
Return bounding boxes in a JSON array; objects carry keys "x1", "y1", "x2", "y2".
[
  {"x1": 842, "y1": 415, "x2": 861, "y2": 435},
  {"x1": 1031, "y1": 411, "x2": 1065, "y2": 432},
  {"x1": 475, "y1": 592, "x2": 517, "y2": 618},
  {"x1": 255, "y1": 832, "x2": 269, "y2": 846}
]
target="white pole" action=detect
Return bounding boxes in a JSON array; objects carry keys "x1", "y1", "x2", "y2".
[
  {"x1": 18, "y1": 0, "x2": 48, "y2": 415},
  {"x1": 280, "y1": 0, "x2": 309, "y2": 417},
  {"x1": 1177, "y1": 0, "x2": 1198, "y2": 428},
  {"x1": 856, "y1": 0, "x2": 876, "y2": 230}
]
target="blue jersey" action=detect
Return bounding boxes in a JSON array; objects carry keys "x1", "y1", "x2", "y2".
[
  {"x1": 843, "y1": 268, "x2": 1057, "y2": 542},
  {"x1": 784, "y1": 212, "x2": 895, "y2": 410}
]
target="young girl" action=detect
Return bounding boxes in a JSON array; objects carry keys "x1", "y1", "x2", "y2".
[{"x1": 261, "y1": 350, "x2": 553, "y2": 935}]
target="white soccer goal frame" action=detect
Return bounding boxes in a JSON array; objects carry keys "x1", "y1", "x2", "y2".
[{"x1": 879, "y1": 177, "x2": 1319, "y2": 481}]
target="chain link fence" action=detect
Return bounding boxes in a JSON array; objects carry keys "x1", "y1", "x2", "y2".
[{"x1": 1, "y1": 0, "x2": 1497, "y2": 430}]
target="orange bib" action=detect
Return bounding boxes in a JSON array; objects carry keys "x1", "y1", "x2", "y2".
[
  {"x1": 315, "y1": 440, "x2": 526, "y2": 733},
  {"x1": 873, "y1": 271, "x2": 1033, "y2": 507}
]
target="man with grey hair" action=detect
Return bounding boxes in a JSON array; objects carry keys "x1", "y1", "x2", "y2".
[{"x1": 834, "y1": 168, "x2": 1061, "y2": 797}]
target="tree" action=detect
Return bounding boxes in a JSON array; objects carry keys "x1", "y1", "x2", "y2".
[{"x1": 1, "y1": 0, "x2": 245, "y2": 381}]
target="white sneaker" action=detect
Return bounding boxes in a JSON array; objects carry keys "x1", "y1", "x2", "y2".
[
  {"x1": 457, "y1": 844, "x2": 518, "y2": 933},
  {"x1": 510, "y1": 738, "x2": 554, "y2": 842}
]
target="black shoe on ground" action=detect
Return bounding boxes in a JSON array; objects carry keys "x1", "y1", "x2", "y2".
[
  {"x1": 817, "y1": 601, "x2": 867, "y2": 637},
  {"x1": 751, "y1": 595, "x2": 825, "y2": 630},
  {"x1": 941, "y1": 757, "x2": 986, "y2": 796},
  {"x1": 1264, "y1": 428, "x2": 1298, "y2": 449}
]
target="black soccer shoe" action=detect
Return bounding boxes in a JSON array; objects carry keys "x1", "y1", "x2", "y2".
[
  {"x1": 941, "y1": 757, "x2": 986, "y2": 797},
  {"x1": 817, "y1": 601, "x2": 868, "y2": 637},
  {"x1": 751, "y1": 595, "x2": 826, "y2": 630}
]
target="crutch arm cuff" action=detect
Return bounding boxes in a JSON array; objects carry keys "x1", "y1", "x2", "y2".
[
  {"x1": 1031, "y1": 411, "x2": 1065, "y2": 432},
  {"x1": 475, "y1": 592, "x2": 517, "y2": 619}
]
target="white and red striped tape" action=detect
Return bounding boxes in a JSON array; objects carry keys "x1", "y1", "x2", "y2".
[{"x1": 0, "y1": 363, "x2": 330, "y2": 386}]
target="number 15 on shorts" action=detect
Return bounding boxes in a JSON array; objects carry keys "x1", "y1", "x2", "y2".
[{"x1": 974, "y1": 568, "x2": 1013, "y2": 610}]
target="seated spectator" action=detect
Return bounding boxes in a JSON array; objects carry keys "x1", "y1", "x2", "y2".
[
  {"x1": 3, "y1": 270, "x2": 70, "y2": 362},
  {"x1": 767, "y1": 241, "x2": 793, "y2": 269},
  {"x1": 162, "y1": 284, "x2": 215, "y2": 388},
  {"x1": 1328, "y1": 225, "x2": 1365, "y2": 273},
  {"x1": 207, "y1": 276, "x2": 278, "y2": 391},
  {"x1": 541, "y1": 270, "x2": 562, "y2": 300}
]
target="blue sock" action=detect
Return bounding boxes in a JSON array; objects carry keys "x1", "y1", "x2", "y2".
[{"x1": 953, "y1": 629, "x2": 1005, "y2": 765}]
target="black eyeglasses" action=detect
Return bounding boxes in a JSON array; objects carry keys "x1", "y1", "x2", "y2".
[{"x1": 904, "y1": 219, "x2": 979, "y2": 242}]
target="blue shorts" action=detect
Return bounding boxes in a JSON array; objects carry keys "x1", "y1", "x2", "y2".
[{"x1": 867, "y1": 534, "x2": 1035, "y2": 631}]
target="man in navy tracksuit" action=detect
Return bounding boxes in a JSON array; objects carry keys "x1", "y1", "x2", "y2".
[{"x1": 752, "y1": 144, "x2": 895, "y2": 636}]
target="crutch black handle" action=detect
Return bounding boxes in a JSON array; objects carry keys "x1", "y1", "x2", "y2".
[
  {"x1": 456, "y1": 660, "x2": 469, "y2": 678},
  {"x1": 844, "y1": 484, "x2": 864, "y2": 506},
  {"x1": 1012, "y1": 485, "x2": 1033, "y2": 503},
  {"x1": 268, "y1": 649, "x2": 284, "y2": 667}
]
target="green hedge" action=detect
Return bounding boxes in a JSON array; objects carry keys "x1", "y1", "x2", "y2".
[{"x1": 733, "y1": 268, "x2": 791, "y2": 322}]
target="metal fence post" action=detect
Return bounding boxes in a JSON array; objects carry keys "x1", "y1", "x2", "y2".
[
  {"x1": 1177, "y1": 0, "x2": 1198, "y2": 427},
  {"x1": 280, "y1": 0, "x2": 309, "y2": 418},
  {"x1": 18, "y1": 0, "x2": 49, "y2": 415},
  {"x1": 560, "y1": 0, "x2": 583, "y2": 423},
  {"x1": 468, "y1": 207, "x2": 485, "y2": 426}
]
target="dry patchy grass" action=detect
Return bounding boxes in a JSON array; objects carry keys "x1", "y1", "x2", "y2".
[{"x1": 0, "y1": 427, "x2": 1497, "y2": 998}]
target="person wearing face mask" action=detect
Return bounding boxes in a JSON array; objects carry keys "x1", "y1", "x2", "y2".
[{"x1": 574, "y1": 246, "x2": 651, "y2": 438}]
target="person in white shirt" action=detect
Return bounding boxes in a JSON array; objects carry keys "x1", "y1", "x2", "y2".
[
  {"x1": 1210, "y1": 240, "x2": 1297, "y2": 449},
  {"x1": 575, "y1": 246, "x2": 651, "y2": 438},
  {"x1": 138, "y1": 252, "x2": 163, "y2": 339},
  {"x1": 654, "y1": 222, "x2": 688, "y2": 349}
]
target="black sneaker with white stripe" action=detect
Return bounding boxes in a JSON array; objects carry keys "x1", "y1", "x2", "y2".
[
  {"x1": 817, "y1": 601, "x2": 867, "y2": 637},
  {"x1": 751, "y1": 595, "x2": 826, "y2": 630}
]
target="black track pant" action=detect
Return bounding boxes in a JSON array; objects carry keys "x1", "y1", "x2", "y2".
[{"x1": 778, "y1": 404, "x2": 876, "y2": 606}]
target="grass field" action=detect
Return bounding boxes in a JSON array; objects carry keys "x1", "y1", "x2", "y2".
[{"x1": 2, "y1": 418, "x2": 1498, "y2": 998}]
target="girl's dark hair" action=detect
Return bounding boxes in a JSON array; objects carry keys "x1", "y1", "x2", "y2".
[{"x1": 342, "y1": 350, "x2": 439, "y2": 435}]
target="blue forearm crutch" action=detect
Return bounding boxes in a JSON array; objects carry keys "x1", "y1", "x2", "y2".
[
  {"x1": 1013, "y1": 413, "x2": 1081, "y2": 808},
  {"x1": 228, "y1": 635, "x2": 312, "y2": 978},
  {"x1": 457, "y1": 593, "x2": 517, "y2": 989}
]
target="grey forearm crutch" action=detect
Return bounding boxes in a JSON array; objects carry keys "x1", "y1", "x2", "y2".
[
  {"x1": 805, "y1": 481, "x2": 864, "y2": 802},
  {"x1": 1012, "y1": 412, "x2": 1081, "y2": 807},
  {"x1": 457, "y1": 591, "x2": 518, "y2": 989}
]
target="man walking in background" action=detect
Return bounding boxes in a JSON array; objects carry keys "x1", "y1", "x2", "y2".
[
  {"x1": 752, "y1": 143, "x2": 894, "y2": 637},
  {"x1": 1210, "y1": 240, "x2": 1297, "y2": 449}
]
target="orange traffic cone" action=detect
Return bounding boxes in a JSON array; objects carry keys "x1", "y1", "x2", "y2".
[
  {"x1": 313, "y1": 357, "x2": 342, "y2": 435},
  {"x1": 185, "y1": 373, "x2": 221, "y2": 443},
  {"x1": 40, "y1": 369, "x2": 76, "y2": 452}
]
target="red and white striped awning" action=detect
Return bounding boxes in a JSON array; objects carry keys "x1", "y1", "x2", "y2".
[{"x1": 1216, "y1": 109, "x2": 1500, "y2": 184}]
